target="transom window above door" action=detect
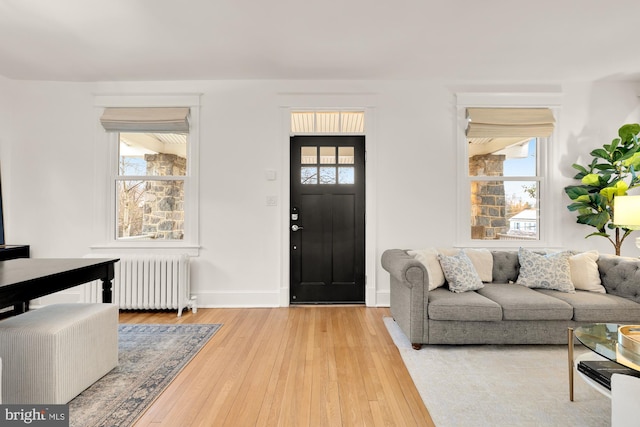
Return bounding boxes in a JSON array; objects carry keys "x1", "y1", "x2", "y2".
[
  {"x1": 291, "y1": 110, "x2": 364, "y2": 185},
  {"x1": 291, "y1": 111, "x2": 365, "y2": 134}
]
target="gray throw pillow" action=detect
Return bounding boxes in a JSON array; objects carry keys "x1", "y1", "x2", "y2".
[{"x1": 516, "y1": 247, "x2": 575, "y2": 293}]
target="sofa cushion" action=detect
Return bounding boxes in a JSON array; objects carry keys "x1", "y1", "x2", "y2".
[
  {"x1": 477, "y1": 283, "x2": 574, "y2": 320},
  {"x1": 598, "y1": 254, "x2": 640, "y2": 303},
  {"x1": 516, "y1": 247, "x2": 575, "y2": 293},
  {"x1": 491, "y1": 251, "x2": 519, "y2": 283},
  {"x1": 536, "y1": 289, "x2": 640, "y2": 322},
  {"x1": 428, "y1": 288, "x2": 502, "y2": 321}
]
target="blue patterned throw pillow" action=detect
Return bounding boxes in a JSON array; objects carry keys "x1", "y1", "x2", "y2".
[
  {"x1": 437, "y1": 251, "x2": 484, "y2": 293},
  {"x1": 516, "y1": 247, "x2": 575, "y2": 293}
]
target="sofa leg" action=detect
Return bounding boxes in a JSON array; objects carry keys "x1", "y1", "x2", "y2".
[{"x1": 412, "y1": 343, "x2": 422, "y2": 350}]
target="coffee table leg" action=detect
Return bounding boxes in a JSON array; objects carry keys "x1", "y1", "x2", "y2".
[{"x1": 568, "y1": 327, "x2": 574, "y2": 402}]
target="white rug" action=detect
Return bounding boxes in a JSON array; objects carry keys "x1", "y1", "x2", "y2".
[{"x1": 384, "y1": 317, "x2": 610, "y2": 427}]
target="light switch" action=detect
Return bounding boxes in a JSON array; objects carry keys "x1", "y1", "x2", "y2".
[
  {"x1": 265, "y1": 169, "x2": 277, "y2": 181},
  {"x1": 266, "y1": 196, "x2": 278, "y2": 206}
]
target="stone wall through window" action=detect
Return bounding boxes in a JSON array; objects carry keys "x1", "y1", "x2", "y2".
[
  {"x1": 469, "y1": 154, "x2": 506, "y2": 240},
  {"x1": 143, "y1": 153, "x2": 186, "y2": 239}
]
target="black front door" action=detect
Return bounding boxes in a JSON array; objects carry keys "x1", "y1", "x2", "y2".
[{"x1": 290, "y1": 135, "x2": 365, "y2": 304}]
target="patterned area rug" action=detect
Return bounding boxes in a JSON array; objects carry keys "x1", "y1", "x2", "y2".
[
  {"x1": 384, "y1": 317, "x2": 610, "y2": 427},
  {"x1": 69, "y1": 323, "x2": 222, "y2": 427}
]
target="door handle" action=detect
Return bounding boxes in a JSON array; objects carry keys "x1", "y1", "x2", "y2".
[{"x1": 291, "y1": 225, "x2": 304, "y2": 232}]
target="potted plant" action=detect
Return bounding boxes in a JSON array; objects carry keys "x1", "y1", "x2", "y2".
[{"x1": 564, "y1": 123, "x2": 640, "y2": 255}]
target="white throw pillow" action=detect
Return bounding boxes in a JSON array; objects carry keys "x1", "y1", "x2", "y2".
[
  {"x1": 570, "y1": 250, "x2": 605, "y2": 293},
  {"x1": 437, "y1": 251, "x2": 484, "y2": 293},
  {"x1": 437, "y1": 247, "x2": 460, "y2": 257},
  {"x1": 407, "y1": 248, "x2": 446, "y2": 290},
  {"x1": 462, "y1": 248, "x2": 493, "y2": 282},
  {"x1": 516, "y1": 247, "x2": 575, "y2": 293}
]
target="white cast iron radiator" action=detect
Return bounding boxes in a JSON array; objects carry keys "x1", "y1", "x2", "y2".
[{"x1": 83, "y1": 254, "x2": 197, "y2": 317}]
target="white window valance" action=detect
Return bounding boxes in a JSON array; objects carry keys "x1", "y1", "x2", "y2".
[
  {"x1": 100, "y1": 107, "x2": 190, "y2": 133},
  {"x1": 466, "y1": 108, "x2": 555, "y2": 138}
]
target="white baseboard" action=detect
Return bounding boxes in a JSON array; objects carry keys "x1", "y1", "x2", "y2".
[
  {"x1": 194, "y1": 291, "x2": 281, "y2": 308},
  {"x1": 192, "y1": 291, "x2": 389, "y2": 308},
  {"x1": 375, "y1": 290, "x2": 390, "y2": 307},
  {"x1": 29, "y1": 290, "x2": 387, "y2": 309}
]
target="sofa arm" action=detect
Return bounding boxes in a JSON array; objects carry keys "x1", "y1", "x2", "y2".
[
  {"x1": 381, "y1": 249, "x2": 429, "y2": 288},
  {"x1": 381, "y1": 249, "x2": 429, "y2": 347}
]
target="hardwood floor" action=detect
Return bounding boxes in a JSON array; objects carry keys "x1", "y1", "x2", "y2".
[{"x1": 120, "y1": 306, "x2": 434, "y2": 427}]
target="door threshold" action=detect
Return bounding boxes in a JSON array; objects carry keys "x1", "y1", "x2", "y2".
[{"x1": 291, "y1": 303, "x2": 365, "y2": 308}]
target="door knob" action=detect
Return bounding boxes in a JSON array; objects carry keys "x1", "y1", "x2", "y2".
[{"x1": 291, "y1": 225, "x2": 304, "y2": 232}]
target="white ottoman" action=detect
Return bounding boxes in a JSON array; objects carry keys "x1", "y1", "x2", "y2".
[{"x1": 0, "y1": 303, "x2": 118, "y2": 404}]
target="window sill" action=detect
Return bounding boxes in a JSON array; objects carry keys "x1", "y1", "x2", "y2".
[
  {"x1": 89, "y1": 242, "x2": 200, "y2": 257},
  {"x1": 454, "y1": 240, "x2": 561, "y2": 251}
]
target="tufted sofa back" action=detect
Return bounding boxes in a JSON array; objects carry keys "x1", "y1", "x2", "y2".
[
  {"x1": 490, "y1": 250, "x2": 576, "y2": 284},
  {"x1": 491, "y1": 251, "x2": 520, "y2": 283},
  {"x1": 597, "y1": 254, "x2": 640, "y2": 303}
]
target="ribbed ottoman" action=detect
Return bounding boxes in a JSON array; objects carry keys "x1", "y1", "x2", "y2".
[{"x1": 0, "y1": 303, "x2": 118, "y2": 404}]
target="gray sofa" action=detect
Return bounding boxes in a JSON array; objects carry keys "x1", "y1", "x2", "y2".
[{"x1": 381, "y1": 249, "x2": 640, "y2": 348}]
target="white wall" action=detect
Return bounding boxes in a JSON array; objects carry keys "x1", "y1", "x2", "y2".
[
  {"x1": 1, "y1": 78, "x2": 639, "y2": 308},
  {"x1": 0, "y1": 75, "x2": 18, "y2": 240},
  {"x1": 556, "y1": 82, "x2": 640, "y2": 257}
]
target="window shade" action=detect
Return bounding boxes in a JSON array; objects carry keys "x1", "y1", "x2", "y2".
[
  {"x1": 466, "y1": 108, "x2": 555, "y2": 138},
  {"x1": 100, "y1": 107, "x2": 190, "y2": 133}
]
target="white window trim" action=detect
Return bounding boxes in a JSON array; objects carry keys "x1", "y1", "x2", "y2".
[
  {"x1": 91, "y1": 94, "x2": 201, "y2": 255},
  {"x1": 455, "y1": 92, "x2": 562, "y2": 248}
]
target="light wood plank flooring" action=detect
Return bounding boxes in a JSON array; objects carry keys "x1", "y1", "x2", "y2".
[{"x1": 121, "y1": 307, "x2": 434, "y2": 427}]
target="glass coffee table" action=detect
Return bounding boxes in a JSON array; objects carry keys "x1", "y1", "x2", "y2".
[{"x1": 568, "y1": 324, "x2": 640, "y2": 401}]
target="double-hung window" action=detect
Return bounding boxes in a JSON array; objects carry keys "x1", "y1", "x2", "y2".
[
  {"x1": 456, "y1": 93, "x2": 561, "y2": 247},
  {"x1": 95, "y1": 96, "x2": 200, "y2": 249}
]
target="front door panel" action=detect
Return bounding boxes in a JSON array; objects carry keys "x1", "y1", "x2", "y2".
[{"x1": 290, "y1": 136, "x2": 365, "y2": 304}]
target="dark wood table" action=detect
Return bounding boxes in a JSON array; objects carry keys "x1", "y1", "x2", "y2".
[
  {"x1": 0, "y1": 245, "x2": 30, "y2": 261},
  {"x1": 0, "y1": 258, "x2": 119, "y2": 315}
]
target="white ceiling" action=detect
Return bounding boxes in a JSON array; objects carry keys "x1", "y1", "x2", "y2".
[{"x1": 1, "y1": 0, "x2": 640, "y2": 82}]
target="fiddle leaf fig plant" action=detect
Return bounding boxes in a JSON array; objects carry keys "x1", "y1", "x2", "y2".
[{"x1": 564, "y1": 123, "x2": 640, "y2": 255}]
